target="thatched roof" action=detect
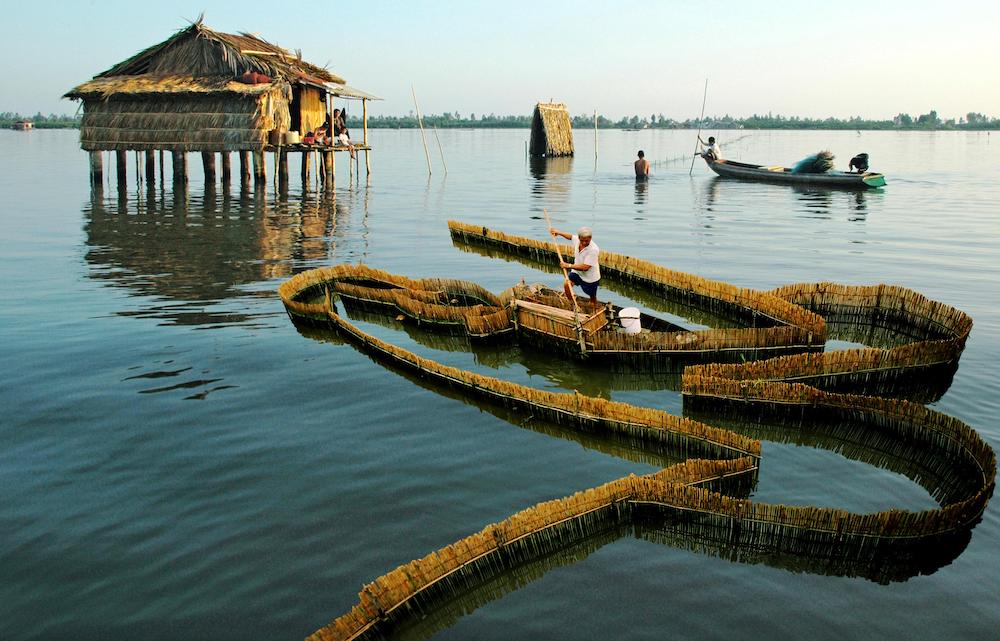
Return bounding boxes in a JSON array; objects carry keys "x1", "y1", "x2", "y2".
[
  {"x1": 530, "y1": 102, "x2": 574, "y2": 157},
  {"x1": 66, "y1": 74, "x2": 280, "y2": 100},
  {"x1": 64, "y1": 19, "x2": 359, "y2": 100}
]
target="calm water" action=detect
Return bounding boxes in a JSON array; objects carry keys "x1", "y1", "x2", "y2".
[{"x1": 1, "y1": 128, "x2": 998, "y2": 640}]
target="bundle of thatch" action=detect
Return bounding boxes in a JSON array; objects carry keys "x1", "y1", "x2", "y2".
[
  {"x1": 529, "y1": 103, "x2": 574, "y2": 157},
  {"x1": 792, "y1": 150, "x2": 835, "y2": 174}
]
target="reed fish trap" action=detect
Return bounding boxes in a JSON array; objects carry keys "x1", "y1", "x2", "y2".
[{"x1": 279, "y1": 226, "x2": 992, "y2": 641}]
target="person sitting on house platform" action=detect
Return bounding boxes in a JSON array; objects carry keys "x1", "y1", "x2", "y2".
[{"x1": 550, "y1": 226, "x2": 601, "y2": 312}]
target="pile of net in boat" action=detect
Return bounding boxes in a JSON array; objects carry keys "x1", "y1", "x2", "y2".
[{"x1": 792, "y1": 150, "x2": 835, "y2": 173}]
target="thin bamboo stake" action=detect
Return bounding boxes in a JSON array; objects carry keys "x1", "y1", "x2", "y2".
[
  {"x1": 432, "y1": 126, "x2": 448, "y2": 174},
  {"x1": 689, "y1": 78, "x2": 709, "y2": 176},
  {"x1": 594, "y1": 110, "x2": 598, "y2": 162},
  {"x1": 412, "y1": 85, "x2": 433, "y2": 175}
]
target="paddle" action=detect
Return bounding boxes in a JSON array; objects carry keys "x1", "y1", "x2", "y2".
[{"x1": 689, "y1": 79, "x2": 709, "y2": 176}]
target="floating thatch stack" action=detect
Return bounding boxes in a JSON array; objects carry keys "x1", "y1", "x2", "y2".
[
  {"x1": 529, "y1": 102, "x2": 574, "y2": 157},
  {"x1": 64, "y1": 18, "x2": 376, "y2": 153}
]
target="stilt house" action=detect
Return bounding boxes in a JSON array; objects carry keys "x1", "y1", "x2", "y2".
[{"x1": 64, "y1": 19, "x2": 378, "y2": 186}]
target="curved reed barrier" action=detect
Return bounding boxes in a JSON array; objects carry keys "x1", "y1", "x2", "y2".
[
  {"x1": 448, "y1": 220, "x2": 827, "y2": 354},
  {"x1": 280, "y1": 226, "x2": 991, "y2": 641}
]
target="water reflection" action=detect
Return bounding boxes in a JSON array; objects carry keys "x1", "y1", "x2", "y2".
[
  {"x1": 633, "y1": 177, "x2": 648, "y2": 211},
  {"x1": 84, "y1": 184, "x2": 347, "y2": 325},
  {"x1": 528, "y1": 156, "x2": 573, "y2": 213},
  {"x1": 703, "y1": 177, "x2": 872, "y2": 221}
]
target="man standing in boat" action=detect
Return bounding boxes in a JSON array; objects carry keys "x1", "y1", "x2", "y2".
[
  {"x1": 550, "y1": 226, "x2": 601, "y2": 312},
  {"x1": 698, "y1": 135, "x2": 722, "y2": 161},
  {"x1": 634, "y1": 150, "x2": 650, "y2": 180}
]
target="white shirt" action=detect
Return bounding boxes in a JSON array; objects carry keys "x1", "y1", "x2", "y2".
[{"x1": 572, "y1": 235, "x2": 601, "y2": 283}]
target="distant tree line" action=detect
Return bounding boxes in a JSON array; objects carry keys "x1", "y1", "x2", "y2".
[
  {"x1": 346, "y1": 110, "x2": 999, "y2": 130},
  {"x1": 5, "y1": 109, "x2": 997, "y2": 131},
  {"x1": 1, "y1": 112, "x2": 81, "y2": 128}
]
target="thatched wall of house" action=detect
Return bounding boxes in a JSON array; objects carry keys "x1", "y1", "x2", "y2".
[
  {"x1": 529, "y1": 102, "x2": 574, "y2": 157},
  {"x1": 298, "y1": 86, "x2": 327, "y2": 136},
  {"x1": 72, "y1": 76, "x2": 290, "y2": 152}
]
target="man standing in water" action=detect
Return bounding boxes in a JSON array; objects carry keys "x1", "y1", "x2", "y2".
[
  {"x1": 634, "y1": 150, "x2": 650, "y2": 179},
  {"x1": 550, "y1": 226, "x2": 601, "y2": 312}
]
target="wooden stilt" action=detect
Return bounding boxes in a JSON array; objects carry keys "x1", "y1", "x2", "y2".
[
  {"x1": 253, "y1": 150, "x2": 266, "y2": 187},
  {"x1": 90, "y1": 151, "x2": 104, "y2": 186},
  {"x1": 301, "y1": 150, "x2": 312, "y2": 187},
  {"x1": 278, "y1": 148, "x2": 289, "y2": 191},
  {"x1": 365, "y1": 149, "x2": 371, "y2": 176},
  {"x1": 145, "y1": 151, "x2": 156, "y2": 188},
  {"x1": 116, "y1": 150, "x2": 127, "y2": 189},
  {"x1": 239, "y1": 151, "x2": 251, "y2": 188},
  {"x1": 159, "y1": 150, "x2": 165, "y2": 186},
  {"x1": 201, "y1": 151, "x2": 216, "y2": 184},
  {"x1": 172, "y1": 150, "x2": 187, "y2": 184},
  {"x1": 221, "y1": 152, "x2": 231, "y2": 187},
  {"x1": 323, "y1": 150, "x2": 335, "y2": 187}
]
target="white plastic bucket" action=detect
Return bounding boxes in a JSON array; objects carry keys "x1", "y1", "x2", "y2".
[
  {"x1": 619, "y1": 307, "x2": 641, "y2": 334},
  {"x1": 284, "y1": 131, "x2": 301, "y2": 144}
]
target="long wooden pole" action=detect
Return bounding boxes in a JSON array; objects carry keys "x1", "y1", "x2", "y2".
[
  {"x1": 593, "y1": 110, "x2": 598, "y2": 162},
  {"x1": 542, "y1": 209, "x2": 587, "y2": 353},
  {"x1": 432, "y1": 126, "x2": 448, "y2": 174},
  {"x1": 412, "y1": 85, "x2": 432, "y2": 175},
  {"x1": 689, "y1": 78, "x2": 709, "y2": 176}
]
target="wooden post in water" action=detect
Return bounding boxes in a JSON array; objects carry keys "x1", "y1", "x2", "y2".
[
  {"x1": 301, "y1": 149, "x2": 312, "y2": 187},
  {"x1": 172, "y1": 151, "x2": 188, "y2": 184},
  {"x1": 116, "y1": 150, "x2": 127, "y2": 189},
  {"x1": 278, "y1": 148, "x2": 289, "y2": 191},
  {"x1": 239, "y1": 151, "x2": 251, "y2": 188},
  {"x1": 201, "y1": 152, "x2": 216, "y2": 184},
  {"x1": 689, "y1": 79, "x2": 709, "y2": 176},
  {"x1": 145, "y1": 151, "x2": 156, "y2": 188},
  {"x1": 433, "y1": 126, "x2": 448, "y2": 175},
  {"x1": 252, "y1": 150, "x2": 266, "y2": 187},
  {"x1": 412, "y1": 86, "x2": 432, "y2": 175},
  {"x1": 159, "y1": 150, "x2": 165, "y2": 186},
  {"x1": 323, "y1": 150, "x2": 335, "y2": 186},
  {"x1": 594, "y1": 110, "x2": 598, "y2": 162},
  {"x1": 363, "y1": 98, "x2": 372, "y2": 176},
  {"x1": 220, "y1": 152, "x2": 231, "y2": 187},
  {"x1": 89, "y1": 151, "x2": 104, "y2": 186}
]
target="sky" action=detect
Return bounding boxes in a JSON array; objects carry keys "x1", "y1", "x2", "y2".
[{"x1": 6, "y1": 0, "x2": 999, "y2": 121}]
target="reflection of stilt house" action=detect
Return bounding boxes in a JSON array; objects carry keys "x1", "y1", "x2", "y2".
[
  {"x1": 529, "y1": 103, "x2": 574, "y2": 157},
  {"x1": 64, "y1": 19, "x2": 379, "y2": 189}
]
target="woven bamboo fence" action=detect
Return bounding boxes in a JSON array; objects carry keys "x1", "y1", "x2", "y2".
[
  {"x1": 283, "y1": 228, "x2": 992, "y2": 640},
  {"x1": 279, "y1": 263, "x2": 511, "y2": 338},
  {"x1": 448, "y1": 221, "x2": 826, "y2": 356},
  {"x1": 297, "y1": 303, "x2": 994, "y2": 641}
]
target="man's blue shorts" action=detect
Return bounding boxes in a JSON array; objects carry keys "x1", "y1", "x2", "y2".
[{"x1": 568, "y1": 272, "x2": 600, "y2": 298}]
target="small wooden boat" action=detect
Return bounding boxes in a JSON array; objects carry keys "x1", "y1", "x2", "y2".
[
  {"x1": 11, "y1": 120, "x2": 33, "y2": 131},
  {"x1": 705, "y1": 158, "x2": 886, "y2": 188}
]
